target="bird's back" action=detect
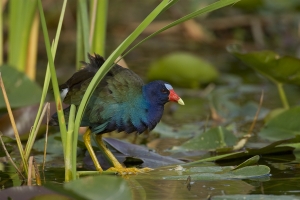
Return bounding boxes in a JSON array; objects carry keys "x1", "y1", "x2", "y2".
[{"x1": 55, "y1": 54, "x2": 147, "y2": 134}]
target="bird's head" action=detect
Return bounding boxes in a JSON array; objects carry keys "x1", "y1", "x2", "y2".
[{"x1": 143, "y1": 81, "x2": 184, "y2": 106}]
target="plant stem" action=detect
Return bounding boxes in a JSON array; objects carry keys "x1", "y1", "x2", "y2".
[
  {"x1": 0, "y1": 73, "x2": 28, "y2": 175},
  {"x1": 26, "y1": 12, "x2": 39, "y2": 81},
  {"x1": 65, "y1": 104, "x2": 76, "y2": 182},
  {"x1": 277, "y1": 83, "x2": 289, "y2": 109},
  {"x1": 0, "y1": 133, "x2": 26, "y2": 179}
]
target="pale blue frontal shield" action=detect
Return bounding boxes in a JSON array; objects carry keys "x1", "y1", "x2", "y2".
[{"x1": 164, "y1": 83, "x2": 173, "y2": 90}]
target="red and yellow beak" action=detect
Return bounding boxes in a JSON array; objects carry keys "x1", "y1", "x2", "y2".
[{"x1": 169, "y1": 89, "x2": 184, "y2": 105}]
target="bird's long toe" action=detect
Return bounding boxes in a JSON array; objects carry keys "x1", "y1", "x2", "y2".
[{"x1": 106, "y1": 167, "x2": 153, "y2": 175}]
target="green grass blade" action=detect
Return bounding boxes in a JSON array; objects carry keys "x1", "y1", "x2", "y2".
[
  {"x1": 90, "y1": 0, "x2": 108, "y2": 56},
  {"x1": 8, "y1": 0, "x2": 23, "y2": 69},
  {"x1": 78, "y1": 0, "x2": 90, "y2": 62},
  {"x1": 122, "y1": 0, "x2": 240, "y2": 58},
  {"x1": 38, "y1": 0, "x2": 67, "y2": 155},
  {"x1": 25, "y1": 0, "x2": 68, "y2": 161},
  {"x1": 8, "y1": 0, "x2": 37, "y2": 72},
  {"x1": 76, "y1": 1, "x2": 84, "y2": 70},
  {"x1": 18, "y1": 0, "x2": 38, "y2": 72},
  {"x1": 0, "y1": 0, "x2": 3, "y2": 65},
  {"x1": 72, "y1": 0, "x2": 173, "y2": 175}
]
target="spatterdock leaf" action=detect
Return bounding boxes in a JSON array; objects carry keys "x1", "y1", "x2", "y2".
[
  {"x1": 212, "y1": 195, "x2": 300, "y2": 200},
  {"x1": 171, "y1": 126, "x2": 238, "y2": 151},
  {"x1": 227, "y1": 44, "x2": 300, "y2": 85},
  {"x1": 232, "y1": 155, "x2": 260, "y2": 170},
  {"x1": 0, "y1": 104, "x2": 56, "y2": 140},
  {"x1": 84, "y1": 138, "x2": 184, "y2": 170},
  {"x1": 163, "y1": 165, "x2": 270, "y2": 180},
  {"x1": 259, "y1": 106, "x2": 300, "y2": 141},
  {"x1": 0, "y1": 65, "x2": 42, "y2": 108},
  {"x1": 64, "y1": 175, "x2": 132, "y2": 200},
  {"x1": 0, "y1": 186, "x2": 74, "y2": 200},
  {"x1": 152, "y1": 122, "x2": 201, "y2": 139},
  {"x1": 147, "y1": 52, "x2": 219, "y2": 88}
]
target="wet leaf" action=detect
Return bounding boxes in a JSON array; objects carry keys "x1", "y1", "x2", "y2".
[
  {"x1": 185, "y1": 137, "x2": 299, "y2": 166},
  {"x1": 0, "y1": 65, "x2": 42, "y2": 108},
  {"x1": 133, "y1": 177, "x2": 254, "y2": 199},
  {"x1": 152, "y1": 122, "x2": 201, "y2": 139},
  {"x1": 171, "y1": 126, "x2": 238, "y2": 151},
  {"x1": 63, "y1": 175, "x2": 132, "y2": 200},
  {"x1": 227, "y1": 45, "x2": 300, "y2": 85},
  {"x1": 33, "y1": 133, "x2": 63, "y2": 155},
  {"x1": 232, "y1": 155, "x2": 260, "y2": 170},
  {"x1": 0, "y1": 143, "x2": 13, "y2": 157},
  {"x1": 259, "y1": 106, "x2": 300, "y2": 141},
  {"x1": 0, "y1": 171, "x2": 13, "y2": 189},
  {"x1": 84, "y1": 137, "x2": 184, "y2": 170},
  {"x1": 212, "y1": 194, "x2": 300, "y2": 200},
  {"x1": 0, "y1": 103, "x2": 56, "y2": 140},
  {"x1": 163, "y1": 165, "x2": 270, "y2": 180},
  {"x1": 0, "y1": 135, "x2": 15, "y2": 143},
  {"x1": 32, "y1": 133, "x2": 65, "y2": 166},
  {"x1": 147, "y1": 52, "x2": 219, "y2": 88},
  {"x1": 264, "y1": 108, "x2": 287, "y2": 122},
  {"x1": 0, "y1": 186, "x2": 74, "y2": 200}
]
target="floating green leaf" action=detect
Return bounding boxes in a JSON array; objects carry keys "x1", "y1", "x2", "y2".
[
  {"x1": 227, "y1": 45, "x2": 300, "y2": 85},
  {"x1": 171, "y1": 126, "x2": 237, "y2": 151},
  {"x1": 259, "y1": 106, "x2": 300, "y2": 141},
  {"x1": 0, "y1": 142, "x2": 13, "y2": 157},
  {"x1": 152, "y1": 122, "x2": 201, "y2": 139},
  {"x1": 64, "y1": 175, "x2": 132, "y2": 200},
  {"x1": 0, "y1": 65, "x2": 42, "y2": 108},
  {"x1": 0, "y1": 184, "x2": 87, "y2": 200},
  {"x1": 212, "y1": 195, "x2": 300, "y2": 200},
  {"x1": 232, "y1": 155, "x2": 260, "y2": 170},
  {"x1": 0, "y1": 104, "x2": 51, "y2": 140},
  {"x1": 147, "y1": 52, "x2": 219, "y2": 88},
  {"x1": 163, "y1": 165, "x2": 270, "y2": 180}
]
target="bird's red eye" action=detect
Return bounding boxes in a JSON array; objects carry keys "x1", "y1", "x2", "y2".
[{"x1": 161, "y1": 88, "x2": 168, "y2": 93}]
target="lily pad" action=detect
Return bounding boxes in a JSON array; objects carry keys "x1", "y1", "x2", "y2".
[
  {"x1": 0, "y1": 65, "x2": 42, "y2": 108},
  {"x1": 0, "y1": 186, "x2": 75, "y2": 200},
  {"x1": 259, "y1": 106, "x2": 300, "y2": 141},
  {"x1": 0, "y1": 103, "x2": 55, "y2": 140},
  {"x1": 0, "y1": 142, "x2": 13, "y2": 157},
  {"x1": 152, "y1": 122, "x2": 201, "y2": 139},
  {"x1": 32, "y1": 133, "x2": 66, "y2": 165},
  {"x1": 233, "y1": 155, "x2": 260, "y2": 170},
  {"x1": 147, "y1": 52, "x2": 219, "y2": 88},
  {"x1": 163, "y1": 165, "x2": 270, "y2": 180},
  {"x1": 84, "y1": 137, "x2": 184, "y2": 170},
  {"x1": 64, "y1": 175, "x2": 132, "y2": 200},
  {"x1": 171, "y1": 126, "x2": 238, "y2": 151},
  {"x1": 212, "y1": 195, "x2": 300, "y2": 200},
  {"x1": 227, "y1": 44, "x2": 300, "y2": 85}
]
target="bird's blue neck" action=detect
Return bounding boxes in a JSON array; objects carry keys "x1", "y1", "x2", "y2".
[{"x1": 142, "y1": 84, "x2": 165, "y2": 129}]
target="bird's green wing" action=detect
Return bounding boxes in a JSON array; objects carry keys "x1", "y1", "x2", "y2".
[{"x1": 88, "y1": 65, "x2": 144, "y2": 124}]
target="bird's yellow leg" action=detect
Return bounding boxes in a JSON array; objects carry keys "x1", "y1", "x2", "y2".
[
  {"x1": 95, "y1": 134, "x2": 123, "y2": 168},
  {"x1": 95, "y1": 134, "x2": 153, "y2": 175},
  {"x1": 83, "y1": 128, "x2": 103, "y2": 172}
]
